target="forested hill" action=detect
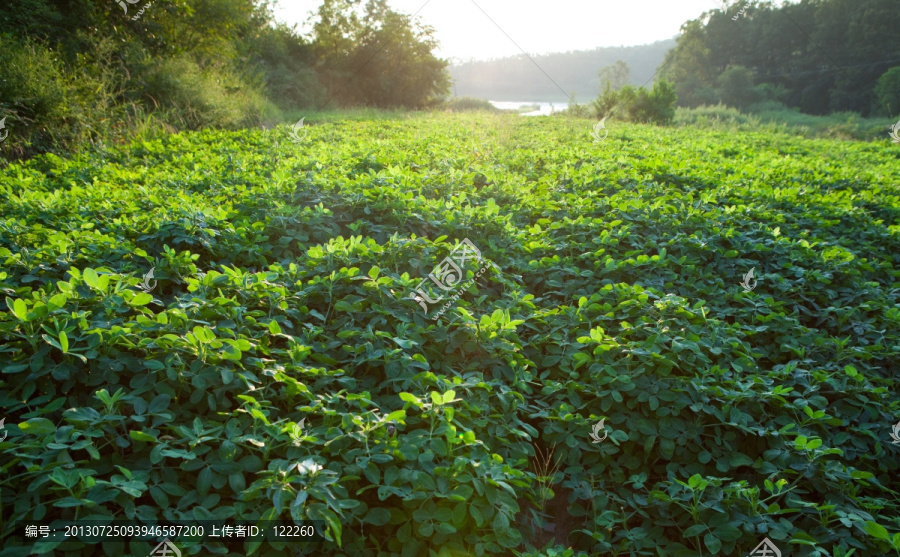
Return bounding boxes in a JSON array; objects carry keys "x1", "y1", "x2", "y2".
[
  {"x1": 662, "y1": 0, "x2": 900, "y2": 116},
  {"x1": 448, "y1": 40, "x2": 674, "y2": 102}
]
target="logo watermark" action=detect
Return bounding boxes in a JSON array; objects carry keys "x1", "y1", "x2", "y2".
[
  {"x1": 296, "y1": 458, "x2": 323, "y2": 475},
  {"x1": 408, "y1": 238, "x2": 495, "y2": 321},
  {"x1": 149, "y1": 538, "x2": 180, "y2": 557},
  {"x1": 0, "y1": 418, "x2": 7, "y2": 442},
  {"x1": 130, "y1": 2, "x2": 152, "y2": 20},
  {"x1": 288, "y1": 419, "x2": 306, "y2": 444},
  {"x1": 116, "y1": 0, "x2": 138, "y2": 13},
  {"x1": 889, "y1": 119, "x2": 900, "y2": 144},
  {"x1": 747, "y1": 537, "x2": 780, "y2": 557},
  {"x1": 591, "y1": 118, "x2": 609, "y2": 143},
  {"x1": 140, "y1": 268, "x2": 157, "y2": 293},
  {"x1": 114, "y1": 0, "x2": 152, "y2": 20},
  {"x1": 289, "y1": 118, "x2": 308, "y2": 143},
  {"x1": 0, "y1": 117, "x2": 8, "y2": 142},
  {"x1": 890, "y1": 421, "x2": 900, "y2": 444},
  {"x1": 741, "y1": 268, "x2": 757, "y2": 292},
  {"x1": 731, "y1": 1, "x2": 748, "y2": 20},
  {"x1": 589, "y1": 419, "x2": 608, "y2": 443}
]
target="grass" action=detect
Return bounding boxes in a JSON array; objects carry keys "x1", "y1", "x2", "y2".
[{"x1": 675, "y1": 102, "x2": 895, "y2": 141}]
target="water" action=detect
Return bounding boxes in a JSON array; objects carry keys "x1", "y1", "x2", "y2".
[{"x1": 488, "y1": 101, "x2": 568, "y2": 117}]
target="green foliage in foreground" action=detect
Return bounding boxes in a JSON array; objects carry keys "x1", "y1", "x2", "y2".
[{"x1": 1, "y1": 113, "x2": 900, "y2": 556}]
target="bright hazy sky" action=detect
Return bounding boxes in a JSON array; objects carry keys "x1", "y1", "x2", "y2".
[{"x1": 272, "y1": 0, "x2": 744, "y2": 62}]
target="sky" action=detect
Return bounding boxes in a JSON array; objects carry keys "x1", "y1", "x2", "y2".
[{"x1": 271, "y1": 0, "x2": 743, "y2": 63}]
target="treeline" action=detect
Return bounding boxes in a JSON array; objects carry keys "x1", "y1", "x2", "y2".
[
  {"x1": 660, "y1": 0, "x2": 900, "y2": 116},
  {"x1": 449, "y1": 41, "x2": 674, "y2": 103},
  {"x1": 0, "y1": 0, "x2": 449, "y2": 160}
]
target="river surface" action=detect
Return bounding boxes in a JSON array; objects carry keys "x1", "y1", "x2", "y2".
[{"x1": 488, "y1": 101, "x2": 568, "y2": 116}]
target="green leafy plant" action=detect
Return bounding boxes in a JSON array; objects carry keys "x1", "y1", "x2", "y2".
[{"x1": 1, "y1": 112, "x2": 899, "y2": 556}]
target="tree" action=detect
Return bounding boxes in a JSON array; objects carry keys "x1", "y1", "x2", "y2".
[
  {"x1": 312, "y1": 0, "x2": 449, "y2": 109},
  {"x1": 661, "y1": 0, "x2": 900, "y2": 116},
  {"x1": 598, "y1": 60, "x2": 630, "y2": 92},
  {"x1": 875, "y1": 67, "x2": 900, "y2": 116},
  {"x1": 659, "y1": 20, "x2": 717, "y2": 108},
  {"x1": 717, "y1": 66, "x2": 762, "y2": 109}
]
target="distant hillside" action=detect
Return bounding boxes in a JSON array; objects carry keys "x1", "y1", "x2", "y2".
[{"x1": 448, "y1": 39, "x2": 676, "y2": 103}]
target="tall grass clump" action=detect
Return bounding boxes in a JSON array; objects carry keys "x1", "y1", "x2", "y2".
[
  {"x1": 138, "y1": 55, "x2": 276, "y2": 131},
  {"x1": 0, "y1": 34, "x2": 125, "y2": 159}
]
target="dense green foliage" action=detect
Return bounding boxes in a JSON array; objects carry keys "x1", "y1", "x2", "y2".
[
  {"x1": 875, "y1": 67, "x2": 900, "y2": 116},
  {"x1": 312, "y1": 0, "x2": 449, "y2": 109},
  {"x1": 2, "y1": 113, "x2": 900, "y2": 556},
  {"x1": 0, "y1": 0, "x2": 448, "y2": 161},
  {"x1": 593, "y1": 79, "x2": 678, "y2": 124},
  {"x1": 0, "y1": 0, "x2": 304, "y2": 156},
  {"x1": 661, "y1": 0, "x2": 900, "y2": 116}
]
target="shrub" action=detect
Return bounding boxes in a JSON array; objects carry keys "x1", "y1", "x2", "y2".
[
  {"x1": 633, "y1": 79, "x2": 677, "y2": 124},
  {"x1": 593, "y1": 79, "x2": 677, "y2": 124},
  {"x1": 592, "y1": 85, "x2": 630, "y2": 121}
]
